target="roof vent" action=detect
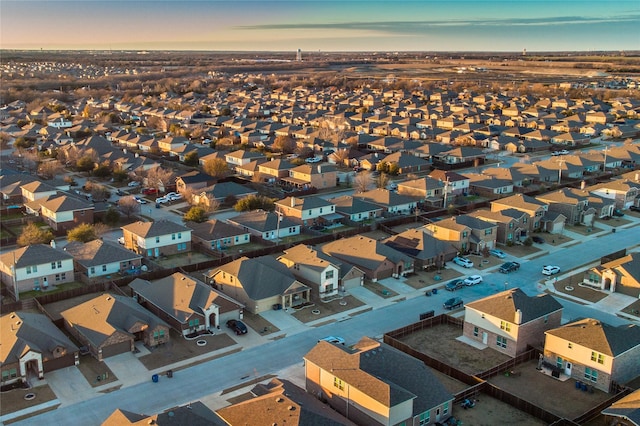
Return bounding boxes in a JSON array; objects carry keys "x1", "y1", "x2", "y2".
[
  {"x1": 275, "y1": 397, "x2": 284, "y2": 403},
  {"x1": 10, "y1": 314, "x2": 15, "y2": 319},
  {"x1": 288, "y1": 405, "x2": 296, "y2": 411},
  {"x1": 106, "y1": 296, "x2": 112, "y2": 301}
]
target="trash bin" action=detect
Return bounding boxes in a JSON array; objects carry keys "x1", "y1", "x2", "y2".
[
  {"x1": 612, "y1": 228, "x2": 616, "y2": 233},
  {"x1": 167, "y1": 370, "x2": 173, "y2": 378},
  {"x1": 432, "y1": 288, "x2": 438, "y2": 295},
  {"x1": 152, "y1": 374, "x2": 159, "y2": 383},
  {"x1": 575, "y1": 380, "x2": 582, "y2": 389}
]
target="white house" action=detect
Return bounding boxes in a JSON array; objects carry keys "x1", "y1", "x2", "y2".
[
  {"x1": 0, "y1": 244, "x2": 74, "y2": 293},
  {"x1": 278, "y1": 244, "x2": 340, "y2": 299},
  {"x1": 121, "y1": 220, "x2": 192, "y2": 258}
]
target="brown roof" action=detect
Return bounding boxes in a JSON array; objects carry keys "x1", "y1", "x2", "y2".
[
  {"x1": 466, "y1": 288, "x2": 562, "y2": 324},
  {"x1": 121, "y1": 220, "x2": 191, "y2": 238},
  {"x1": 546, "y1": 318, "x2": 640, "y2": 357}
]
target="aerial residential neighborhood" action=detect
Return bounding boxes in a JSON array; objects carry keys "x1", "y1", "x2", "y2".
[{"x1": 2, "y1": 12, "x2": 640, "y2": 426}]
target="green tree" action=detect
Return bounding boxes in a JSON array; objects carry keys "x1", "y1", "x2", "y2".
[
  {"x1": 103, "y1": 207, "x2": 121, "y2": 226},
  {"x1": 92, "y1": 162, "x2": 112, "y2": 177},
  {"x1": 183, "y1": 206, "x2": 208, "y2": 223},
  {"x1": 17, "y1": 223, "x2": 54, "y2": 247},
  {"x1": 184, "y1": 151, "x2": 199, "y2": 167},
  {"x1": 234, "y1": 195, "x2": 275, "y2": 212},
  {"x1": 13, "y1": 137, "x2": 34, "y2": 150},
  {"x1": 76, "y1": 155, "x2": 95, "y2": 172},
  {"x1": 67, "y1": 223, "x2": 99, "y2": 243}
]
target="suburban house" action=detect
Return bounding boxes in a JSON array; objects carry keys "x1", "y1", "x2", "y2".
[
  {"x1": 227, "y1": 210, "x2": 301, "y2": 241},
  {"x1": 466, "y1": 209, "x2": 530, "y2": 245},
  {"x1": 61, "y1": 293, "x2": 170, "y2": 361},
  {"x1": 129, "y1": 272, "x2": 244, "y2": 336},
  {"x1": 1, "y1": 311, "x2": 79, "y2": 386},
  {"x1": 20, "y1": 181, "x2": 58, "y2": 202},
  {"x1": 257, "y1": 159, "x2": 296, "y2": 183},
  {"x1": 353, "y1": 188, "x2": 419, "y2": 216},
  {"x1": 224, "y1": 149, "x2": 266, "y2": 171},
  {"x1": 583, "y1": 253, "x2": 640, "y2": 297},
  {"x1": 175, "y1": 171, "x2": 217, "y2": 194},
  {"x1": 102, "y1": 402, "x2": 221, "y2": 426},
  {"x1": 121, "y1": 220, "x2": 192, "y2": 258},
  {"x1": 207, "y1": 256, "x2": 311, "y2": 314},
  {"x1": 491, "y1": 194, "x2": 548, "y2": 232},
  {"x1": 26, "y1": 194, "x2": 95, "y2": 232},
  {"x1": 187, "y1": 219, "x2": 251, "y2": 251},
  {"x1": 216, "y1": 378, "x2": 353, "y2": 426},
  {"x1": 601, "y1": 388, "x2": 640, "y2": 426},
  {"x1": 536, "y1": 188, "x2": 597, "y2": 226},
  {"x1": 0, "y1": 243, "x2": 74, "y2": 293},
  {"x1": 277, "y1": 244, "x2": 340, "y2": 300},
  {"x1": 383, "y1": 228, "x2": 458, "y2": 270},
  {"x1": 321, "y1": 235, "x2": 414, "y2": 281},
  {"x1": 63, "y1": 239, "x2": 143, "y2": 280},
  {"x1": 428, "y1": 169, "x2": 470, "y2": 197},
  {"x1": 192, "y1": 181, "x2": 258, "y2": 207},
  {"x1": 543, "y1": 318, "x2": 640, "y2": 392},
  {"x1": 464, "y1": 173, "x2": 514, "y2": 198},
  {"x1": 463, "y1": 288, "x2": 563, "y2": 357},
  {"x1": 283, "y1": 163, "x2": 338, "y2": 190},
  {"x1": 275, "y1": 196, "x2": 339, "y2": 226},
  {"x1": 589, "y1": 179, "x2": 640, "y2": 209},
  {"x1": 396, "y1": 177, "x2": 445, "y2": 207},
  {"x1": 379, "y1": 151, "x2": 430, "y2": 174},
  {"x1": 329, "y1": 195, "x2": 383, "y2": 222},
  {"x1": 304, "y1": 337, "x2": 454, "y2": 426},
  {"x1": 453, "y1": 215, "x2": 499, "y2": 252},
  {"x1": 424, "y1": 217, "x2": 486, "y2": 254}
]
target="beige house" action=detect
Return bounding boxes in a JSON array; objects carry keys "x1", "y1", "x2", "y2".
[
  {"x1": 463, "y1": 288, "x2": 563, "y2": 357},
  {"x1": 491, "y1": 194, "x2": 548, "y2": 232},
  {"x1": 283, "y1": 163, "x2": 338, "y2": 190},
  {"x1": 543, "y1": 318, "x2": 640, "y2": 392},
  {"x1": 277, "y1": 244, "x2": 340, "y2": 300},
  {"x1": 583, "y1": 253, "x2": 640, "y2": 297}
]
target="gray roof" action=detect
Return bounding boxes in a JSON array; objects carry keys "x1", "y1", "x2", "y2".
[
  {"x1": 1, "y1": 244, "x2": 73, "y2": 268},
  {"x1": 546, "y1": 318, "x2": 640, "y2": 357},
  {"x1": 203, "y1": 181, "x2": 257, "y2": 201},
  {"x1": 63, "y1": 239, "x2": 142, "y2": 267},
  {"x1": 466, "y1": 288, "x2": 562, "y2": 324},
  {"x1": 322, "y1": 235, "x2": 412, "y2": 271},
  {"x1": 329, "y1": 195, "x2": 382, "y2": 215},
  {"x1": 187, "y1": 219, "x2": 248, "y2": 242},
  {"x1": 122, "y1": 220, "x2": 191, "y2": 238},
  {"x1": 455, "y1": 214, "x2": 497, "y2": 230},
  {"x1": 601, "y1": 389, "x2": 640, "y2": 426},
  {"x1": 227, "y1": 210, "x2": 298, "y2": 233}
]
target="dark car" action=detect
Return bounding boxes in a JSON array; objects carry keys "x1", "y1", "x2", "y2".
[
  {"x1": 532, "y1": 236, "x2": 545, "y2": 244},
  {"x1": 445, "y1": 279, "x2": 464, "y2": 291},
  {"x1": 226, "y1": 319, "x2": 248, "y2": 335},
  {"x1": 613, "y1": 209, "x2": 625, "y2": 217},
  {"x1": 443, "y1": 297, "x2": 463, "y2": 310},
  {"x1": 630, "y1": 205, "x2": 640, "y2": 212},
  {"x1": 116, "y1": 189, "x2": 125, "y2": 196},
  {"x1": 499, "y1": 261, "x2": 520, "y2": 274}
]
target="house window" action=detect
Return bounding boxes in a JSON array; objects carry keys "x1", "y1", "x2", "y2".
[
  {"x1": 26, "y1": 266, "x2": 32, "y2": 274},
  {"x1": 155, "y1": 236, "x2": 160, "y2": 243},
  {"x1": 507, "y1": 233, "x2": 513, "y2": 240},
  {"x1": 172, "y1": 233, "x2": 176, "y2": 240},
  {"x1": 235, "y1": 236, "x2": 239, "y2": 242},
  {"x1": 102, "y1": 265, "x2": 107, "y2": 272},
  {"x1": 325, "y1": 270, "x2": 334, "y2": 280},
  {"x1": 485, "y1": 228, "x2": 492, "y2": 235},
  {"x1": 90, "y1": 267, "x2": 95, "y2": 274},
  {"x1": 568, "y1": 343, "x2": 572, "y2": 349},
  {"x1": 473, "y1": 327, "x2": 479, "y2": 337},
  {"x1": 289, "y1": 227, "x2": 295, "y2": 233},
  {"x1": 244, "y1": 235, "x2": 249, "y2": 241},
  {"x1": 153, "y1": 331, "x2": 159, "y2": 340},
  {"x1": 333, "y1": 377, "x2": 344, "y2": 390},
  {"x1": 178, "y1": 232, "x2": 182, "y2": 239},
  {"x1": 462, "y1": 231, "x2": 468, "y2": 238},
  {"x1": 1, "y1": 368, "x2": 18, "y2": 381},
  {"x1": 591, "y1": 351, "x2": 603, "y2": 363},
  {"x1": 177, "y1": 243, "x2": 187, "y2": 251},
  {"x1": 585, "y1": 367, "x2": 598, "y2": 382},
  {"x1": 443, "y1": 402, "x2": 449, "y2": 415},
  {"x1": 556, "y1": 357, "x2": 563, "y2": 369},
  {"x1": 597, "y1": 354, "x2": 604, "y2": 364},
  {"x1": 419, "y1": 411, "x2": 430, "y2": 426},
  {"x1": 496, "y1": 336, "x2": 507, "y2": 349},
  {"x1": 51, "y1": 262, "x2": 56, "y2": 270},
  {"x1": 159, "y1": 330, "x2": 165, "y2": 338},
  {"x1": 500, "y1": 321, "x2": 511, "y2": 332},
  {"x1": 509, "y1": 223, "x2": 514, "y2": 229},
  {"x1": 319, "y1": 208, "x2": 323, "y2": 213}
]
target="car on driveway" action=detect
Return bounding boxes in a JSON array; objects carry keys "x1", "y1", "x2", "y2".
[
  {"x1": 489, "y1": 249, "x2": 506, "y2": 258},
  {"x1": 117, "y1": 237, "x2": 125, "y2": 245},
  {"x1": 613, "y1": 208, "x2": 625, "y2": 217},
  {"x1": 127, "y1": 181, "x2": 141, "y2": 187},
  {"x1": 499, "y1": 261, "x2": 520, "y2": 273},
  {"x1": 142, "y1": 188, "x2": 158, "y2": 195},
  {"x1": 445, "y1": 279, "x2": 464, "y2": 291},
  {"x1": 116, "y1": 189, "x2": 125, "y2": 196},
  {"x1": 630, "y1": 205, "x2": 640, "y2": 212},
  {"x1": 134, "y1": 196, "x2": 148, "y2": 204},
  {"x1": 319, "y1": 336, "x2": 345, "y2": 345},
  {"x1": 542, "y1": 265, "x2": 561, "y2": 276},
  {"x1": 453, "y1": 256, "x2": 474, "y2": 268},
  {"x1": 155, "y1": 196, "x2": 169, "y2": 204},
  {"x1": 226, "y1": 319, "x2": 248, "y2": 335},
  {"x1": 463, "y1": 275, "x2": 483, "y2": 286},
  {"x1": 532, "y1": 236, "x2": 545, "y2": 244},
  {"x1": 443, "y1": 297, "x2": 463, "y2": 310}
]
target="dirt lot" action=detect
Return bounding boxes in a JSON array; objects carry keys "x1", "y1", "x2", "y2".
[
  {"x1": 404, "y1": 269, "x2": 463, "y2": 290},
  {"x1": 397, "y1": 324, "x2": 511, "y2": 375},
  {"x1": 549, "y1": 275, "x2": 609, "y2": 303},
  {"x1": 292, "y1": 295, "x2": 366, "y2": 323},
  {"x1": 452, "y1": 395, "x2": 547, "y2": 426},
  {"x1": 0, "y1": 383, "x2": 58, "y2": 417},
  {"x1": 138, "y1": 329, "x2": 236, "y2": 370},
  {"x1": 77, "y1": 355, "x2": 118, "y2": 387},
  {"x1": 489, "y1": 360, "x2": 611, "y2": 419}
]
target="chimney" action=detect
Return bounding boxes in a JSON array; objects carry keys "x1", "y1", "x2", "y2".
[
  {"x1": 290, "y1": 197, "x2": 296, "y2": 207},
  {"x1": 50, "y1": 239, "x2": 56, "y2": 249},
  {"x1": 580, "y1": 180, "x2": 586, "y2": 190},
  {"x1": 635, "y1": 173, "x2": 639, "y2": 182},
  {"x1": 514, "y1": 309, "x2": 523, "y2": 325}
]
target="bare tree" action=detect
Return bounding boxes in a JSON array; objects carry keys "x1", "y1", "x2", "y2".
[
  {"x1": 20, "y1": 150, "x2": 40, "y2": 174},
  {"x1": 118, "y1": 196, "x2": 139, "y2": 219},
  {"x1": 317, "y1": 117, "x2": 345, "y2": 143},
  {"x1": 146, "y1": 166, "x2": 176, "y2": 193},
  {"x1": 354, "y1": 171, "x2": 373, "y2": 193},
  {"x1": 375, "y1": 172, "x2": 390, "y2": 189},
  {"x1": 331, "y1": 148, "x2": 350, "y2": 167},
  {"x1": 38, "y1": 160, "x2": 64, "y2": 179},
  {"x1": 203, "y1": 157, "x2": 229, "y2": 178},
  {"x1": 273, "y1": 135, "x2": 296, "y2": 154}
]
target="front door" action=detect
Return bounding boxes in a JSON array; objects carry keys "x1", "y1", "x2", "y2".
[
  {"x1": 154, "y1": 247, "x2": 160, "y2": 257},
  {"x1": 565, "y1": 362, "x2": 572, "y2": 376},
  {"x1": 482, "y1": 332, "x2": 488, "y2": 345},
  {"x1": 435, "y1": 407, "x2": 441, "y2": 421}
]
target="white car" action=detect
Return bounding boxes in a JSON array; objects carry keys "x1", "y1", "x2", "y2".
[
  {"x1": 155, "y1": 196, "x2": 169, "y2": 204},
  {"x1": 558, "y1": 150, "x2": 569, "y2": 155},
  {"x1": 117, "y1": 237, "x2": 125, "y2": 245},
  {"x1": 127, "y1": 181, "x2": 141, "y2": 187},
  {"x1": 168, "y1": 193, "x2": 183, "y2": 201},
  {"x1": 542, "y1": 265, "x2": 561, "y2": 276},
  {"x1": 464, "y1": 275, "x2": 483, "y2": 286},
  {"x1": 134, "y1": 196, "x2": 147, "y2": 204},
  {"x1": 319, "y1": 336, "x2": 345, "y2": 345},
  {"x1": 453, "y1": 256, "x2": 474, "y2": 268},
  {"x1": 489, "y1": 249, "x2": 506, "y2": 259}
]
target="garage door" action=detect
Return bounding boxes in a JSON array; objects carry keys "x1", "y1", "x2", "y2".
[
  {"x1": 341, "y1": 276, "x2": 361, "y2": 291},
  {"x1": 101, "y1": 340, "x2": 131, "y2": 359}
]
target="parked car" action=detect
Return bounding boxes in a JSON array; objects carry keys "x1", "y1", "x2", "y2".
[
  {"x1": 155, "y1": 196, "x2": 169, "y2": 204},
  {"x1": 134, "y1": 196, "x2": 148, "y2": 204},
  {"x1": 532, "y1": 236, "x2": 545, "y2": 244},
  {"x1": 117, "y1": 237, "x2": 125, "y2": 245},
  {"x1": 319, "y1": 336, "x2": 345, "y2": 345},
  {"x1": 499, "y1": 261, "x2": 520, "y2": 274},
  {"x1": 463, "y1": 275, "x2": 483, "y2": 286},
  {"x1": 226, "y1": 319, "x2": 248, "y2": 335},
  {"x1": 613, "y1": 209, "x2": 625, "y2": 217},
  {"x1": 558, "y1": 149, "x2": 570, "y2": 155},
  {"x1": 542, "y1": 265, "x2": 561, "y2": 276},
  {"x1": 445, "y1": 279, "x2": 464, "y2": 291},
  {"x1": 116, "y1": 189, "x2": 125, "y2": 196},
  {"x1": 127, "y1": 181, "x2": 141, "y2": 187},
  {"x1": 630, "y1": 205, "x2": 640, "y2": 212},
  {"x1": 489, "y1": 249, "x2": 506, "y2": 259},
  {"x1": 443, "y1": 297, "x2": 463, "y2": 310},
  {"x1": 168, "y1": 193, "x2": 183, "y2": 201},
  {"x1": 305, "y1": 156, "x2": 322, "y2": 164},
  {"x1": 142, "y1": 188, "x2": 158, "y2": 195},
  {"x1": 453, "y1": 256, "x2": 474, "y2": 268}
]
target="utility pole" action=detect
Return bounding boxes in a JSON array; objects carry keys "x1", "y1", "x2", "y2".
[
  {"x1": 602, "y1": 146, "x2": 609, "y2": 173},
  {"x1": 556, "y1": 158, "x2": 566, "y2": 185}
]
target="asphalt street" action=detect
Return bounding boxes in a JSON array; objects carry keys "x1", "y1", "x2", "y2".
[{"x1": 11, "y1": 220, "x2": 640, "y2": 425}]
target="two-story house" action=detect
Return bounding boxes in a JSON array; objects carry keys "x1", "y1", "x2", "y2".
[
  {"x1": 396, "y1": 177, "x2": 445, "y2": 207},
  {"x1": 0, "y1": 243, "x2": 74, "y2": 293},
  {"x1": 277, "y1": 244, "x2": 340, "y2": 300},
  {"x1": 424, "y1": 218, "x2": 472, "y2": 253},
  {"x1": 283, "y1": 164, "x2": 338, "y2": 190},
  {"x1": 304, "y1": 337, "x2": 454, "y2": 426},
  {"x1": 543, "y1": 318, "x2": 640, "y2": 392},
  {"x1": 224, "y1": 149, "x2": 266, "y2": 171},
  {"x1": 491, "y1": 194, "x2": 548, "y2": 232},
  {"x1": 26, "y1": 194, "x2": 95, "y2": 232},
  {"x1": 187, "y1": 219, "x2": 251, "y2": 251},
  {"x1": 383, "y1": 228, "x2": 458, "y2": 270},
  {"x1": 121, "y1": 220, "x2": 192, "y2": 258},
  {"x1": 589, "y1": 179, "x2": 640, "y2": 210},
  {"x1": 257, "y1": 159, "x2": 295, "y2": 183},
  {"x1": 466, "y1": 209, "x2": 529, "y2": 245},
  {"x1": 275, "y1": 196, "x2": 338, "y2": 226},
  {"x1": 463, "y1": 288, "x2": 563, "y2": 357},
  {"x1": 130, "y1": 272, "x2": 244, "y2": 336},
  {"x1": 536, "y1": 188, "x2": 596, "y2": 226}
]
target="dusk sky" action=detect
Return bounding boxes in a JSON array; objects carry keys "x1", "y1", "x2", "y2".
[{"x1": 1, "y1": 0, "x2": 638, "y2": 52}]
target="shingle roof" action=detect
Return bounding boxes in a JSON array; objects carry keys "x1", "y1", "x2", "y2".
[
  {"x1": 63, "y1": 239, "x2": 142, "y2": 267},
  {"x1": 121, "y1": 220, "x2": 191, "y2": 238},
  {"x1": 187, "y1": 219, "x2": 248, "y2": 242},
  {"x1": 329, "y1": 195, "x2": 382, "y2": 216},
  {"x1": 546, "y1": 318, "x2": 640, "y2": 357},
  {"x1": 0, "y1": 244, "x2": 73, "y2": 268},
  {"x1": 227, "y1": 210, "x2": 299, "y2": 233},
  {"x1": 321, "y1": 235, "x2": 411, "y2": 271},
  {"x1": 601, "y1": 388, "x2": 640, "y2": 425},
  {"x1": 466, "y1": 288, "x2": 562, "y2": 324},
  {"x1": 384, "y1": 228, "x2": 457, "y2": 260}
]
